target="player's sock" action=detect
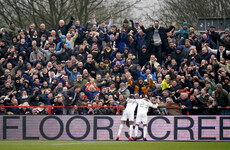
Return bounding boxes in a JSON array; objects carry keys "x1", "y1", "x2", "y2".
[
  {"x1": 129, "y1": 125, "x2": 133, "y2": 137},
  {"x1": 143, "y1": 126, "x2": 147, "y2": 138},
  {"x1": 117, "y1": 124, "x2": 124, "y2": 136},
  {"x1": 134, "y1": 126, "x2": 139, "y2": 137}
]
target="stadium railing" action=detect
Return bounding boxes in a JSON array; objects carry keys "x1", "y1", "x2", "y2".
[{"x1": 0, "y1": 106, "x2": 229, "y2": 115}]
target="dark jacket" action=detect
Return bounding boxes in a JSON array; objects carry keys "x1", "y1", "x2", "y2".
[
  {"x1": 140, "y1": 25, "x2": 174, "y2": 51},
  {"x1": 63, "y1": 87, "x2": 79, "y2": 106},
  {"x1": 55, "y1": 17, "x2": 74, "y2": 36},
  {"x1": 218, "y1": 35, "x2": 230, "y2": 50},
  {"x1": 138, "y1": 49, "x2": 151, "y2": 67},
  {"x1": 209, "y1": 31, "x2": 218, "y2": 44},
  {"x1": 173, "y1": 97, "x2": 192, "y2": 115},
  {"x1": 200, "y1": 36, "x2": 217, "y2": 49},
  {"x1": 215, "y1": 89, "x2": 230, "y2": 107}
]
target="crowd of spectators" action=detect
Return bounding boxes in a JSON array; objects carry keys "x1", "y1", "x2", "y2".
[{"x1": 0, "y1": 13, "x2": 229, "y2": 116}]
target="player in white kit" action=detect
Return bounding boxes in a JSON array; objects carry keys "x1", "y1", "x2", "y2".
[
  {"x1": 116, "y1": 95, "x2": 138, "y2": 141},
  {"x1": 133, "y1": 98, "x2": 158, "y2": 141}
]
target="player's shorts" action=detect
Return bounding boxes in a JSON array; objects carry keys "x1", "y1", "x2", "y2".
[
  {"x1": 136, "y1": 113, "x2": 147, "y2": 124},
  {"x1": 121, "y1": 110, "x2": 134, "y2": 121}
]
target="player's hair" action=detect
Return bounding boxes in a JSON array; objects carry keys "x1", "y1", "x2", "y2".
[{"x1": 129, "y1": 94, "x2": 136, "y2": 99}]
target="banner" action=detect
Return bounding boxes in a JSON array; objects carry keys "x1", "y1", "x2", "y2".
[{"x1": 0, "y1": 115, "x2": 230, "y2": 141}]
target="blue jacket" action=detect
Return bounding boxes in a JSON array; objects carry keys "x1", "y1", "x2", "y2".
[
  {"x1": 200, "y1": 52, "x2": 212, "y2": 61},
  {"x1": 64, "y1": 66, "x2": 80, "y2": 83},
  {"x1": 41, "y1": 94, "x2": 52, "y2": 106},
  {"x1": 82, "y1": 86, "x2": 99, "y2": 101},
  {"x1": 56, "y1": 35, "x2": 71, "y2": 51},
  {"x1": 137, "y1": 70, "x2": 157, "y2": 81},
  {"x1": 176, "y1": 27, "x2": 189, "y2": 45},
  {"x1": 135, "y1": 33, "x2": 147, "y2": 51},
  {"x1": 118, "y1": 33, "x2": 126, "y2": 53}
]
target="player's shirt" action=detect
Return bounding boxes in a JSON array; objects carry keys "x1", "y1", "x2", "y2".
[
  {"x1": 125, "y1": 98, "x2": 138, "y2": 113},
  {"x1": 135, "y1": 98, "x2": 158, "y2": 114}
]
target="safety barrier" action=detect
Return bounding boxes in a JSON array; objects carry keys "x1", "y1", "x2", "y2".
[{"x1": 0, "y1": 105, "x2": 229, "y2": 115}]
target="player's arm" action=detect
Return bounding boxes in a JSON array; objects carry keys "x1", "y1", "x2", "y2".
[{"x1": 148, "y1": 102, "x2": 158, "y2": 109}]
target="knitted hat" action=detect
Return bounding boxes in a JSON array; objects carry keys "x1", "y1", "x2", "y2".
[
  {"x1": 123, "y1": 19, "x2": 129, "y2": 24},
  {"x1": 183, "y1": 22, "x2": 188, "y2": 26}
]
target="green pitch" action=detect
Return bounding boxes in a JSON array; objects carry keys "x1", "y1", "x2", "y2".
[{"x1": 0, "y1": 141, "x2": 229, "y2": 150}]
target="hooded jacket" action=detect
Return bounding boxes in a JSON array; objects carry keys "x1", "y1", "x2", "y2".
[{"x1": 56, "y1": 35, "x2": 71, "y2": 51}]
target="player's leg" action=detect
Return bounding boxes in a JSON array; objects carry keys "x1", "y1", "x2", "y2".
[
  {"x1": 117, "y1": 121, "x2": 125, "y2": 136},
  {"x1": 128, "y1": 112, "x2": 135, "y2": 140},
  {"x1": 117, "y1": 111, "x2": 128, "y2": 135},
  {"x1": 143, "y1": 124, "x2": 147, "y2": 141},
  {"x1": 134, "y1": 124, "x2": 139, "y2": 141},
  {"x1": 128, "y1": 121, "x2": 134, "y2": 141},
  {"x1": 116, "y1": 113, "x2": 127, "y2": 141},
  {"x1": 134, "y1": 114, "x2": 141, "y2": 141},
  {"x1": 142, "y1": 115, "x2": 148, "y2": 141}
]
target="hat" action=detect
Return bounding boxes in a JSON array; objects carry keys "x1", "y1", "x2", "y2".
[
  {"x1": 123, "y1": 19, "x2": 129, "y2": 24},
  {"x1": 72, "y1": 65, "x2": 78, "y2": 69},
  {"x1": 134, "y1": 20, "x2": 139, "y2": 24},
  {"x1": 215, "y1": 83, "x2": 222, "y2": 89},
  {"x1": 60, "y1": 35, "x2": 66, "y2": 39},
  {"x1": 142, "y1": 45, "x2": 147, "y2": 49},
  {"x1": 190, "y1": 60, "x2": 196, "y2": 66},
  {"x1": 176, "y1": 46, "x2": 182, "y2": 51},
  {"x1": 124, "y1": 66, "x2": 129, "y2": 70},
  {"x1": 10, "y1": 21, "x2": 15, "y2": 25},
  {"x1": 183, "y1": 22, "x2": 188, "y2": 26},
  {"x1": 210, "y1": 25, "x2": 215, "y2": 28},
  {"x1": 70, "y1": 25, "x2": 76, "y2": 29},
  {"x1": 124, "y1": 47, "x2": 129, "y2": 50},
  {"x1": 225, "y1": 28, "x2": 229, "y2": 32}
]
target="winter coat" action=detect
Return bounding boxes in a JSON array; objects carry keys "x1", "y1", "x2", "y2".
[
  {"x1": 215, "y1": 89, "x2": 230, "y2": 107},
  {"x1": 56, "y1": 35, "x2": 71, "y2": 51},
  {"x1": 128, "y1": 78, "x2": 153, "y2": 95},
  {"x1": 141, "y1": 25, "x2": 174, "y2": 51}
]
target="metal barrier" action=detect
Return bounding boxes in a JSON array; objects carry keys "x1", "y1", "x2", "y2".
[
  {"x1": 0, "y1": 106, "x2": 124, "y2": 115},
  {"x1": 0, "y1": 106, "x2": 229, "y2": 115}
]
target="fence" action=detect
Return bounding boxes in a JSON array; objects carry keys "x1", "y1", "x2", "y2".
[{"x1": 0, "y1": 106, "x2": 229, "y2": 115}]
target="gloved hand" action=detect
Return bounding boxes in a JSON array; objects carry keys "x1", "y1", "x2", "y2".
[{"x1": 70, "y1": 16, "x2": 75, "y2": 20}]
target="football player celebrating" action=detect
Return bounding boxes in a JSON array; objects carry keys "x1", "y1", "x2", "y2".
[{"x1": 115, "y1": 95, "x2": 138, "y2": 141}]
